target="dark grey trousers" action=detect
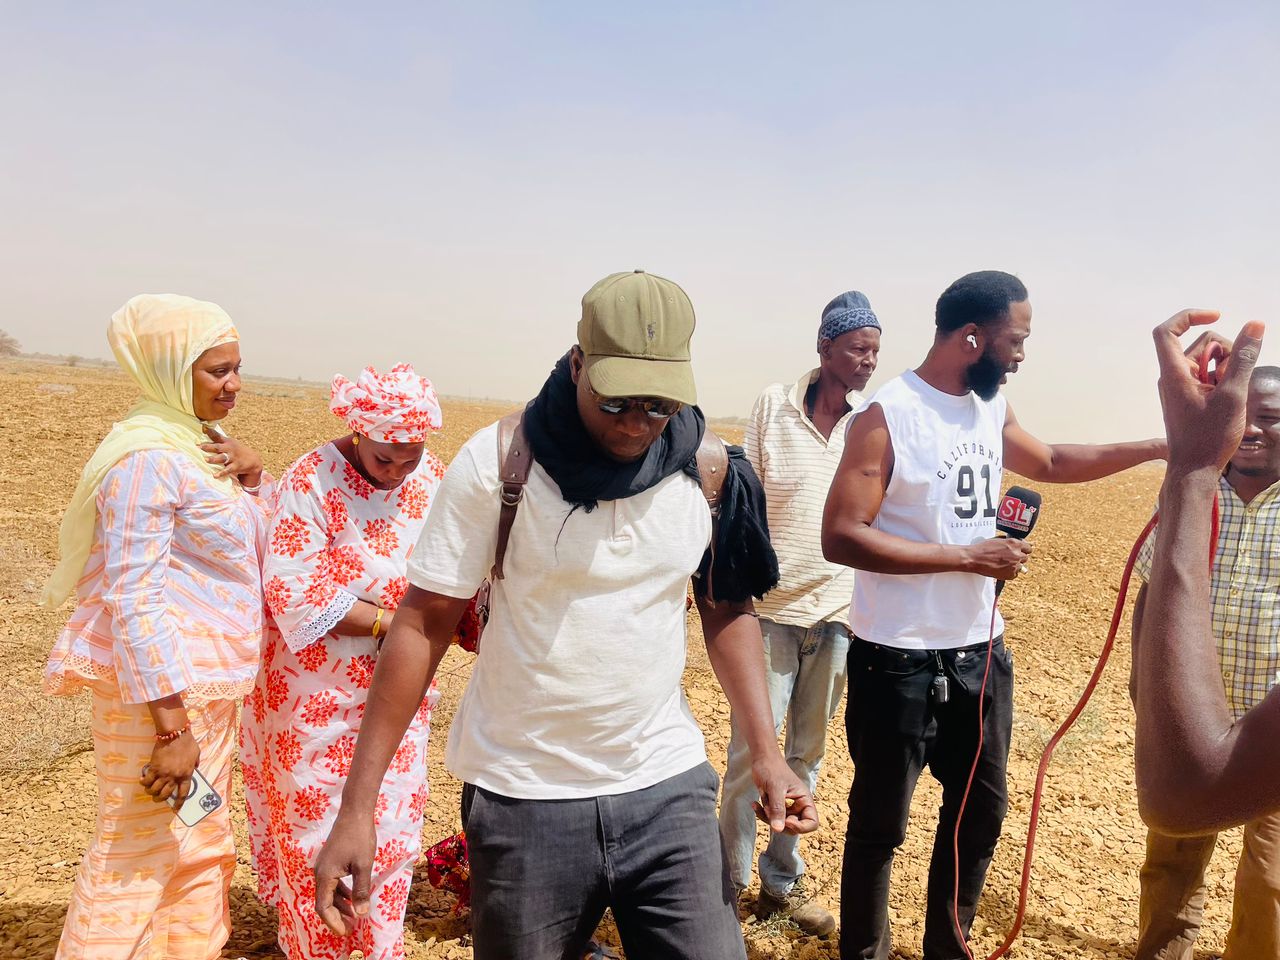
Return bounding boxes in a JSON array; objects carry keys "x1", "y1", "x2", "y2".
[{"x1": 462, "y1": 762, "x2": 747, "y2": 960}]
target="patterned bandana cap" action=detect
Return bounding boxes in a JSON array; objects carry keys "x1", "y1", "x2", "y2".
[
  {"x1": 817, "y1": 290, "x2": 880, "y2": 351},
  {"x1": 329, "y1": 363, "x2": 443, "y2": 443}
]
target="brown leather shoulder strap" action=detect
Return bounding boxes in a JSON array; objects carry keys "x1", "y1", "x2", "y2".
[
  {"x1": 694, "y1": 428, "x2": 729, "y2": 517},
  {"x1": 694, "y1": 428, "x2": 729, "y2": 603},
  {"x1": 492, "y1": 410, "x2": 531, "y2": 580}
]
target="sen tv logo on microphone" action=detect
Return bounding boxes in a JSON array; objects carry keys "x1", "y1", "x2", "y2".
[{"x1": 998, "y1": 492, "x2": 1038, "y2": 535}]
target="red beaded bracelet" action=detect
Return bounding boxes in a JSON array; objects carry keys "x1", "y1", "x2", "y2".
[{"x1": 154, "y1": 723, "x2": 190, "y2": 744}]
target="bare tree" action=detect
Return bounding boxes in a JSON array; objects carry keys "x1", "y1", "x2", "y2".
[{"x1": 0, "y1": 330, "x2": 19, "y2": 357}]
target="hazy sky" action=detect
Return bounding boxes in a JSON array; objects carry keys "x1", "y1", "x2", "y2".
[{"x1": 3, "y1": 2, "x2": 1277, "y2": 439}]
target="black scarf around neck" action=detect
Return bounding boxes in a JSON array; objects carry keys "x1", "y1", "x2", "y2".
[
  {"x1": 523, "y1": 351, "x2": 703, "y2": 511},
  {"x1": 523, "y1": 351, "x2": 779, "y2": 603}
]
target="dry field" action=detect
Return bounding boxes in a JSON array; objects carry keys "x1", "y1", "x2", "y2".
[{"x1": 0, "y1": 359, "x2": 1240, "y2": 959}]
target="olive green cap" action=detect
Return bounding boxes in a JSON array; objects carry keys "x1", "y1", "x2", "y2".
[{"x1": 577, "y1": 269, "x2": 698, "y2": 405}]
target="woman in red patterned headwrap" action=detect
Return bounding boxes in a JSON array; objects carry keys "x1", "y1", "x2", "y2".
[{"x1": 240, "y1": 363, "x2": 445, "y2": 960}]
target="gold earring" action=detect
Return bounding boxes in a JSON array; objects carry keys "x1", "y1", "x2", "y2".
[{"x1": 352, "y1": 434, "x2": 360, "y2": 447}]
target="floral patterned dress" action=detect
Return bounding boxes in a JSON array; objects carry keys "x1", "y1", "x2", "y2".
[{"x1": 240, "y1": 441, "x2": 444, "y2": 960}]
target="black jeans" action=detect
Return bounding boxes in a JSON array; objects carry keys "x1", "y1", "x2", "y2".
[
  {"x1": 462, "y1": 762, "x2": 746, "y2": 960},
  {"x1": 840, "y1": 637, "x2": 1014, "y2": 960}
]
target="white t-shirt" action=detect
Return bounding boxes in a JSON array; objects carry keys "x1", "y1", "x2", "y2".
[
  {"x1": 851, "y1": 370, "x2": 1009, "y2": 650},
  {"x1": 405, "y1": 422, "x2": 713, "y2": 799}
]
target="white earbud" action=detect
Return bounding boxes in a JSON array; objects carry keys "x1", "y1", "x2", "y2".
[{"x1": 966, "y1": 335, "x2": 978, "y2": 348}]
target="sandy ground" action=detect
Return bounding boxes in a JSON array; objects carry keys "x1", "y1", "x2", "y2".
[{"x1": 0, "y1": 358, "x2": 1241, "y2": 959}]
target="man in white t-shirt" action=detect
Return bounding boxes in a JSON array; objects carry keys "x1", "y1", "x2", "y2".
[
  {"x1": 823, "y1": 270, "x2": 1167, "y2": 960},
  {"x1": 313, "y1": 269, "x2": 818, "y2": 960},
  {"x1": 719, "y1": 289, "x2": 880, "y2": 937}
]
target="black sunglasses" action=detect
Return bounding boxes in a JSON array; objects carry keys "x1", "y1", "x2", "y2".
[{"x1": 590, "y1": 387, "x2": 683, "y2": 420}]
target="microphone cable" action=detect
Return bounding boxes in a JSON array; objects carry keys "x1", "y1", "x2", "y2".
[
  {"x1": 951, "y1": 513, "x2": 1157, "y2": 958},
  {"x1": 953, "y1": 346, "x2": 1224, "y2": 959}
]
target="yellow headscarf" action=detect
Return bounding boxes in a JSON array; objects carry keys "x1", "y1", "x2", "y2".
[{"x1": 41, "y1": 294, "x2": 241, "y2": 608}]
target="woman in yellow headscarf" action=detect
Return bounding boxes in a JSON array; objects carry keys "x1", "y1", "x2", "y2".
[{"x1": 44, "y1": 294, "x2": 272, "y2": 960}]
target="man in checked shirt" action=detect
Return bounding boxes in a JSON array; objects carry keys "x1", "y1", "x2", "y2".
[{"x1": 1130, "y1": 364, "x2": 1280, "y2": 960}]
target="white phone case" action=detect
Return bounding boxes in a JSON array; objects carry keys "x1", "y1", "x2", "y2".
[{"x1": 169, "y1": 768, "x2": 223, "y2": 827}]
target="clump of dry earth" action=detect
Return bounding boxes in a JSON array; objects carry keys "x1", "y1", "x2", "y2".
[{"x1": 0, "y1": 359, "x2": 1241, "y2": 959}]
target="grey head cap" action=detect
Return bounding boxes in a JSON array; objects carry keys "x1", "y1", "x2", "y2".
[{"x1": 818, "y1": 290, "x2": 880, "y2": 351}]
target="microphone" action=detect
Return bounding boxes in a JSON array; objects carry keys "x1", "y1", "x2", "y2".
[{"x1": 994, "y1": 485, "x2": 1042, "y2": 596}]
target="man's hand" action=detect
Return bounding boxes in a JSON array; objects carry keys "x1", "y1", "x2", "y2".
[
  {"x1": 750, "y1": 756, "x2": 819, "y2": 835},
  {"x1": 314, "y1": 812, "x2": 377, "y2": 935},
  {"x1": 694, "y1": 595, "x2": 819, "y2": 835},
  {"x1": 1178, "y1": 327, "x2": 1236, "y2": 386},
  {"x1": 1153, "y1": 310, "x2": 1264, "y2": 475},
  {"x1": 961, "y1": 537, "x2": 1033, "y2": 580}
]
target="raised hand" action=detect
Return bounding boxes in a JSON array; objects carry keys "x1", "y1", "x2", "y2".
[
  {"x1": 1153, "y1": 310, "x2": 1264, "y2": 476},
  {"x1": 200, "y1": 424, "x2": 264, "y2": 487}
]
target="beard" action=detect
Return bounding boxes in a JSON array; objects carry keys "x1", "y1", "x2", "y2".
[
  {"x1": 965, "y1": 349, "x2": 1007, "y2": 401},
  {"x1": 1231, "y1": 462, "x2": 1274, "y2": 476},
  {"x1": 1229, "y1": 453, "x2": 1280, "y2": 477}
]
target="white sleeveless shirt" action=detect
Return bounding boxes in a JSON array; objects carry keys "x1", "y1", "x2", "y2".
[{"x1": 851, "y1": 370, "x2": 1009, "y2": 650}]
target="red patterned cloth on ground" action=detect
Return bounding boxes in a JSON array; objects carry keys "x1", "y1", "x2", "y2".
[
  {"x1": 423, "y1": 831, "x2": 471, "y2": 912},
  {"x1": 452, "y1": 596, "x2": 484, "y2": 653}
]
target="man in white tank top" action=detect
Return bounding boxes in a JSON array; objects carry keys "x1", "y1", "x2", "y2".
[{"x1": 823, "y1": 270, "x2": 1168, "y2": 960}]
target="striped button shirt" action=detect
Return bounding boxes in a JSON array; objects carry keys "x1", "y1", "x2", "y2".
[
  {"x1": 45, "y1": 450, "x2": 271, "y2": 704},
  {"x1": 746, "y1": 369, "x2": 864, "y2": 628},
  {"x1": 1136, "y1": 474, "x2": 1280, "y2": 719}
]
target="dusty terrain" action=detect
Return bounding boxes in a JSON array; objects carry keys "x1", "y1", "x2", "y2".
[{"x1": 0, "y1": 359, "x2": 1240, "y2": 959}]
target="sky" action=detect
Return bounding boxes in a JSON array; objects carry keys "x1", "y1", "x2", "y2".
[{"x1": 2, "y1": 2, "x2": 1278, "y2": 440}]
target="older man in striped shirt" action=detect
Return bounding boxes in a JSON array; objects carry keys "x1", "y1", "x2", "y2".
[
  {"x1": 1131, "y1": 364, "x2": 1280, "y2": 960},
  {"x1": 719, "y1": 290, "x2": 881, "y2": 937}
]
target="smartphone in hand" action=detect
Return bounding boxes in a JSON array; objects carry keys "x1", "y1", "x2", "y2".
[{"x1": 139, "y1": 764, "x2": 223, "y2": 827}]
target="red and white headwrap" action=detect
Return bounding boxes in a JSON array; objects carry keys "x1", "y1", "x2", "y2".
[{"x1": 329, "y1": 363, "x2": 443, "y2": 443}]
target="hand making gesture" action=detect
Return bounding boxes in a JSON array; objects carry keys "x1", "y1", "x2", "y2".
[{"x1": 1153, "y1": 309, "x2": 1265, "y2": 476}]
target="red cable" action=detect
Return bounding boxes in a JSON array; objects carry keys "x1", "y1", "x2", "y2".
[
  {"x1": 951, "y1": 341, "x2": 1224, "y2": 958},
  {"x1": 953, "y1": 503, "x2": 1217, "y2": 959},
  {"x1": 952, "y1": 589, "x2": 1003, "y2": 958}
]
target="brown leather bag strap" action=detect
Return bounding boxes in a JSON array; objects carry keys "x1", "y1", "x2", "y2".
[
  {"x1": 491, "y1": 418, "x2": 724, "y2": 585},
  {"x1": 695, "y1": 428, "x2": 729, "y2": 517},
  {"x1": 694, "y1": 429, "x2": 729, "y2": 602},
  {"x1": 492, "y1": 410, "x2": 531, "y2": 581}
]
